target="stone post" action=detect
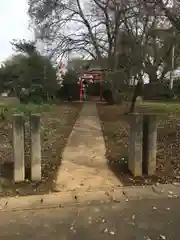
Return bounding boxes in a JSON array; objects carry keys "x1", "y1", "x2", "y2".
[
  {"x1": 30, "y1": 114, "x2": 41, "y2": 181},
  {"x1": 128, "y1": 113, "x2": 143, "y2": 176},
  {"x1": 12, "y1": 113, "x2": 25, "y2": 182},
  {"x1": 143, "y1": 115, "x2": 157, "y2": 175}
]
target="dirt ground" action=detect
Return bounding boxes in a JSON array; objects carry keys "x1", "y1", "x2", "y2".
[
  {"x1": 97, "y1": 102, "x2": 180, "y2": 186},
  {"x1": 0, "y1": 103, "x2": 82, "y2": 197}
]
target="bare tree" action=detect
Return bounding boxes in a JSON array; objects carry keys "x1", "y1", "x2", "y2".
[
  {"x1": 28, "y1": 0, "x2": 140, "y2": 69},
  {"x1": 156, "y1": 0, "x2": 180, "y2": 31},
  {"x1": 28, "y1": 0, "x2": 180, "y2": 111},
  {"x1": 120, "y1": 0, "x2": 180, "y2": 111}
]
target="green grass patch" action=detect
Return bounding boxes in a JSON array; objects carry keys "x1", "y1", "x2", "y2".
[
  {"x1": 136, "y1": 101, "x2": 180, "y2": 115},
  {"x1": 0, "y1": 103, "x2": 53, "y2": 120}
]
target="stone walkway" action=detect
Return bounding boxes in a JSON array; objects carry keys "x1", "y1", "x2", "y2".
[{"x1": 55, "y1": 103, "x2": 122, "y2": 192}]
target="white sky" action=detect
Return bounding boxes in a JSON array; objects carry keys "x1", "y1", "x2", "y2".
[{"x1": 0, "y1": 0, "x2": 34, "y2": 63}]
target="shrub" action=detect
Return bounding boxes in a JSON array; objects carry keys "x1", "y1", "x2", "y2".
[
  {"x1": 102, "y1": 89, "x2": 114, "y2": 105},
  {"x1": 143, "y1": 83, "x2": 174, "y2": 100},
  {"x1": 56, "y1": 83, "x2": 80, "y2": 101}
]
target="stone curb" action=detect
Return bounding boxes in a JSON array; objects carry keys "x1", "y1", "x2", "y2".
[
  {"x1": 0, "y1": 190, "x2": 124, "y2": 212},
  {"x1": 122, "y1": 183, "x2": 180, "y2": 200},
  {"x1": 0, "y1": 183, "x2": 180, "y2": 212}
]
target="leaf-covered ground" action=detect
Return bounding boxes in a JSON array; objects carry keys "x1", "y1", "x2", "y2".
[
  {"x1": 0, "y1": 103, "x2": 82, "y2": 197},
  {"x1": 97, "y1": 102, "x2": 180, "y2": 186}
]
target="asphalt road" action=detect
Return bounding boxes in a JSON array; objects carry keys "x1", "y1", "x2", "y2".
[{"x1": 0, "y1": 198, "x2": 180, "y2": 240}]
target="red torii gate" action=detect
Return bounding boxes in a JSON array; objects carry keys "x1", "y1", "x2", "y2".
[{"x1": 79, "y1": 70, "x2": 103, "y2": 102}]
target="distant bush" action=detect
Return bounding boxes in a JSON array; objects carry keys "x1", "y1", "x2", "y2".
[
  {"x1": 143, "y1": 83, "x2": 174, "y2": 100},
  {"x1": 56, "y1": 83, "x2": 80, "y2": 101}
]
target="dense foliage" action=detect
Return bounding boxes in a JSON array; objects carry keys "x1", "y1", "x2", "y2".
[{"x1": 0, "y1": 40, "x2": 58, "y2": 103}]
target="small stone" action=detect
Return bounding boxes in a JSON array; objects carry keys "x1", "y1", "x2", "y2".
[
  {"x1": 132, "y1": 215, "x2": 135, "y2": 220},
  {"x1": 168, "y1": 191, "x2": 173, "y2": 195},
  {"x1": 125, "y1": 198, "x2": 129, "y2": 202},
  {"x1": 166, "y1": 207, "x2": 170, "y2": 211},
  {"x1": 104, "y1": 228, "x2": 108, "y2": 233},
  {"x1": 152, "y1": 206, "x2": 157, "y2": 210}
]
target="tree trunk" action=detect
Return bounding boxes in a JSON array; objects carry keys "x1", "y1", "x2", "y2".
[
  {"x1": 148, "y1": 70, "x2": 158, "y2": 83},
  {"x1": 129, "y1": 77, "x2": 144, "y2": 113}
]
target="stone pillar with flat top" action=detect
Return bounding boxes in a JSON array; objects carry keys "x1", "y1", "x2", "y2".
[
  {"x1": 30, "y1": 114, "x2": 41, "y2": 181},
  {"x1": 128, "y1": 113, "x2": 143, "y2": 177},
  {"x1": 13, "y1": 113, "x2": 25, "y2": 182},
  {"x1": 143, "y1": 115, "x2": 157, "y2": 175}
]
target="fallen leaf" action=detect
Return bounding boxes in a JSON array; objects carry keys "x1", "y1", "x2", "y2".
[
  {"x1": 168, "y1": 195, "x2": 173, "y2": 198},
  {"x1": 159, "y1": 234, "x2": 166, "y2": 240},
  {"x1": 173, "y1": 182, "x2": 179, "y2": 186},
  {"x1": 110, "y1": 231, "x2": 115, "y2": 235}
]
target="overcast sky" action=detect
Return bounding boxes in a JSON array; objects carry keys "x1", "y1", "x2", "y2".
[{"x1": 0, "y1": 0, "x2": 34, "y2": 63}]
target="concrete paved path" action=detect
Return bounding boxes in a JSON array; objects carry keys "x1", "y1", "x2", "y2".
[
  {"x1": 0, "y1": 198, "x2": 180, "y2": 239},
  {"x1": 55, "y1": 103, "x2": 121, "y2": 192}
]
